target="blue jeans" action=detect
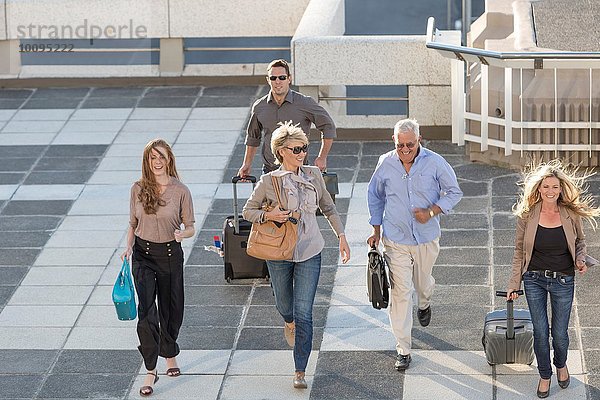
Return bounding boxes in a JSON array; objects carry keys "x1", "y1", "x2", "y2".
[
  {"x1": 523, "y1": 271, "x2": 574, "y2": 379},
  {"x1": 266, "y1": 253, "x2": 321, "y2": 372}
]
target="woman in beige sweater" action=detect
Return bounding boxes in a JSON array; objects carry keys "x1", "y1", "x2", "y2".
[{"x1": 243, "y1": 121, "x2": 350, "y2": 389}]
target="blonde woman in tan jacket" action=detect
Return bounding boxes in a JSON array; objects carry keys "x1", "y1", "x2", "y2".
[
  {"x1": 243, "y1": 121, "x2": 350, "y2": 389},
  {"x1": 507, "y1": 160, "x2": 599, "y2": 398}
]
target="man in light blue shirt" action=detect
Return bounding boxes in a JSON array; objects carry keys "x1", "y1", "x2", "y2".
[{"x1": 367, "y1": 118, "x2": 462, "y2": 371}]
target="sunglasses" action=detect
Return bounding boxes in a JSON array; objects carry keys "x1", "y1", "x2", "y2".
[
  {"x1": 396, "y1": 142, "x2": 416, "y2": 149},
  {"x1": 268, "y1": 75, "x2": 288, "y2": 81},
  {"x1": 285, "y1": 144, "x2": 308, "y2": 154}
]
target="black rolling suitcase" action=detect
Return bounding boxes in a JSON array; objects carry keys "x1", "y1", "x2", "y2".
[
  {"x1": 482, "y1": 290, "x2": 534, "y2": 365},
  {"x1": 322, "y1": 172, "x2": 339, "y2": 203},
  {"x1": 222, "y1": 176, "x2": 269, "y2": 283},
  {"x1": 366, "y1": 246, "x2": 389, "y2": 309}
]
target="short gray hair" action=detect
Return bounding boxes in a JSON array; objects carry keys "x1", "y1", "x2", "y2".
[{"x1": 393, "y1": 118, "x2": 420, "y2": 140}]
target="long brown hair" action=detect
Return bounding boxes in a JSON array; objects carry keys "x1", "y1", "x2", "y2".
[
  {"x1": 137, "y1": 139, "x2": 179, "y2": 214},
  {"x1": 513, "y1": 159, "x2": 600, "y2": 228}
]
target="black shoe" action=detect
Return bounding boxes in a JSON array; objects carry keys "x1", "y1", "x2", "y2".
[
  {"x1": 537, "y1": 378, "x2": 550, "y2": 398},
  {"x1": 557, "y1": 367, "x2": 570, "y2": 389},
  {"x1": 394, "y1": 354, "x2": 411, "y2": 371},
  {"x1": 418, "y1": 306, "x2": 431, "y2": 327}
]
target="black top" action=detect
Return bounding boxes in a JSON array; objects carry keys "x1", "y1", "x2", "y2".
[{"x1": 528, "y1": 225, "x2": 574, "y2": 275}]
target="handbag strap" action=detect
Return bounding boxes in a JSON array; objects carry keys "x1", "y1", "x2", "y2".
[
  {"x1": 119, "y1": 259, "x2": 131, "y2": 284},
  {"x1": 270, "y1": 175, "x2": 301, "y2": 221},
  {"x1": 271, "y1": 175, "x2": 284, "y2": 209},
  {"x1": 121, "y1": 258, "x2": 130, "y2": 275}
]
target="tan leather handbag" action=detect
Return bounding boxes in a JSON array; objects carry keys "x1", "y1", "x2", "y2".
[{"x1": 247, "y1": 176, "x2": 299, "y2": 260}]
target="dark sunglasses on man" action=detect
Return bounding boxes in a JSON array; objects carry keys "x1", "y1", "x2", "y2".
[
  {"x1": 396, "y1": 141, "x2": 416, "y2": 149},
  {"x1": 268, "y1": 75, "x2": 288, "y2": 81},
  {"x1": 285, "y1": 144, "x2": 308, "y2": 154}
]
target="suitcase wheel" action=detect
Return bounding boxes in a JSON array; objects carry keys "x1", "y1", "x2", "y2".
[{"x1": 225, "y1": 262, "x2": 233, "y2": 283}]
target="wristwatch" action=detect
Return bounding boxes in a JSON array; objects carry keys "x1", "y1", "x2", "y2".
[{"x1": 428, "y1": 208, "x2": 435, "y2": 218}]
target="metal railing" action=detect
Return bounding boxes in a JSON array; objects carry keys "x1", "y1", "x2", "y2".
[{"x1": 425, "y1": 17, "x2": 600, "y2": 164}]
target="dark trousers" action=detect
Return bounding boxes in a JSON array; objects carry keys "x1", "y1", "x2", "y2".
[{"x1": 132, "y1": 236, "x2": 184, "y2": 371}]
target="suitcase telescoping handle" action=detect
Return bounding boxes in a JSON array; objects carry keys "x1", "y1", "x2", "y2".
[
  {"x1": 231, "y1": 176, "x2": 257, "y2": 233},
  {"x1": 495, "y1": 290, "x2": 524, "y2": 340}
]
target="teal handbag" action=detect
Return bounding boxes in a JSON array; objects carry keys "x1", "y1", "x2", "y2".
[{"x1": 112, "y1": 258, "x2": 137, "y2": 321}]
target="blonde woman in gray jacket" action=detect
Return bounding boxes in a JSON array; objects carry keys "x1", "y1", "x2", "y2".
[{"x1": 243, "y1": 121, "x2": 350, "y2": 389}]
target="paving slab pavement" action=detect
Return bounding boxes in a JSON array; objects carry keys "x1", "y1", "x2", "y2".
[{"x1": 0, "y1": 86, "x2": 599, "y2": 399}]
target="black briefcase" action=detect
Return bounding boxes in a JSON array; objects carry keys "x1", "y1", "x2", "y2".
[{"x1": 367, "y1": 246, "x2": 389, "y2": 309}]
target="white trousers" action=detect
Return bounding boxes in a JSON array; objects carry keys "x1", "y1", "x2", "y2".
[{"x1": 383, "y1": 237, "x2": 440, "y2": 356}]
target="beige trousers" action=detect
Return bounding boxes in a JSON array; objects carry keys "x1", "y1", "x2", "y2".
[{"x1": 382, "y1": 236, "x2": 440, "y2": 356}]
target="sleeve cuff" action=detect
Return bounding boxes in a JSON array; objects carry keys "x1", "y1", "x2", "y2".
[
  {"x1": 245, "y1": 137, "x2": 261, "y2": 147},
  {"x1": 322, "y1": 129, "x2": 336, "y2": 139}
]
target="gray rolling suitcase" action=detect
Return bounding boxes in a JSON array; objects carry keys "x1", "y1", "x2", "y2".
[
  {"x1": 482, "y1": 290, "x2": 534, "y2": 365},
  {"x1": 222, "y1": 176, "x2": 269, "y2": 283}
]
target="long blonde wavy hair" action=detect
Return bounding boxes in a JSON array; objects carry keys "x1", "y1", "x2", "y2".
[
  {"x1": 513, "y1": 159, "x2": 599, "y2": 229},
  {"x1": 137, "y1": 139, "x2": 179, "y2": 214}
]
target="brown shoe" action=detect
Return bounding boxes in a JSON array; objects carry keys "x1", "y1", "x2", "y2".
[
  {"x1": 293, "y1": 372, "x2": 307, "y2": 389},
  {"x1": 139, "y1": 371, "x2": 159, "y2": 397},
  {"x1": 284, "y1": 322, "x2": 295, "y2": 348}
]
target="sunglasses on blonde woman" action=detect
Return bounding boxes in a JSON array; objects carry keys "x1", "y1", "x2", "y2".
[{"x1": 285, "y1": 144, "x2": 308, "y2": 154}]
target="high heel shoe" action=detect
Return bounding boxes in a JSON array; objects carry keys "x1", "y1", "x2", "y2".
[
  {"x1": 166, "y1": 357, "x2": 181, "y2": 377},
  {"x1": 557, "y1": 366, "x2": 570, "y2": 389},
  {"x1": 537, "y1": 378, "x2": 550, "y2": 398},
  {"x1": 139, "y1": 371, "x2": 159, "y2": 397}
]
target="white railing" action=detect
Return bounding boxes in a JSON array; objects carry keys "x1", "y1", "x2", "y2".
[{"x1": 426, "y1": 17, "x2": 600, "y2": 164}]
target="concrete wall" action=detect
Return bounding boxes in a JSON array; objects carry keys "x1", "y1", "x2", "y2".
[
  {"x1": 170, "y1": 0, "x2": 309, "y2": 38},
  {"x1": 0, "y1": 0, "x2": 310, "y2": 78},
  {"x1": 1, "y1": 1, "x2": 6, "y2": 40},
  {"x1": 5, "y1": 0, "x2": 308, "y2": 40},
  {"x1": 292, "y1": 0, "x2": 455, "y2": 128},
  {"x1": 294, "y1": 36, "x2": 451, "y2": 86},
  {"x1": 6, "y1": 0, "x2": 169, "y2": 39}
]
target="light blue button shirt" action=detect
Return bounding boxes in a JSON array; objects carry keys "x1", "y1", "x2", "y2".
[{"x1": 367, "y1": 146, "x2": 463, "y2": 245}]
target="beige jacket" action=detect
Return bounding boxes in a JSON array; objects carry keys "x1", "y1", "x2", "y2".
[
  {"x1": 242, "y1": 166, "x2": 345, "y2": 237},
  {"x1": 508, "y1": 203, "x2": 587, "y2": 292}
]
